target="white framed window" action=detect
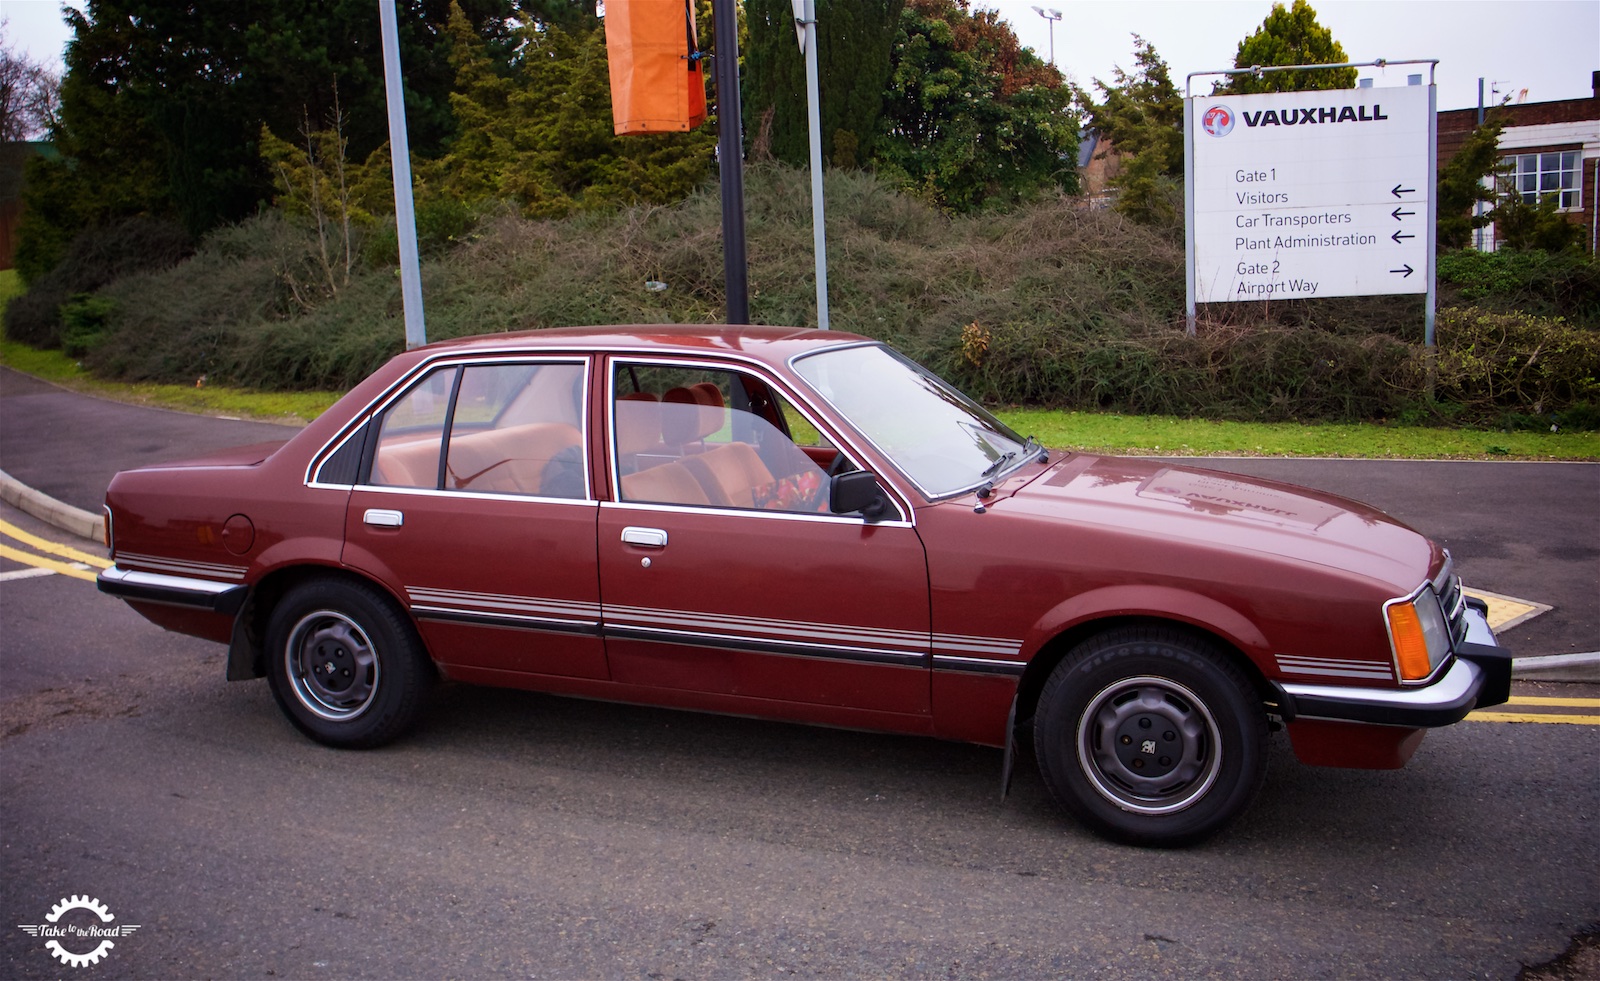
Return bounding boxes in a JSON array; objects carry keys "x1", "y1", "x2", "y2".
[{"x1": 1505, "y1": 151, "x2": 1582, "y2": 210}]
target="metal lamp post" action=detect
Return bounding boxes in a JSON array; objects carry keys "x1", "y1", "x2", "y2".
[{"x1": 1031, "y1": 6, "x2": 1062, "y2": 65}]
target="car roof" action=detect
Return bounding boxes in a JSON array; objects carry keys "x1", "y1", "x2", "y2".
[{"x1": 411, "y1": 324, "x2": 874, "y2": 368}]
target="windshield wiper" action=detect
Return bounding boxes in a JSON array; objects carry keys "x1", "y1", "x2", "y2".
[{"x1": 980, "y1": 451, "x2": 1017, "y2": 480}]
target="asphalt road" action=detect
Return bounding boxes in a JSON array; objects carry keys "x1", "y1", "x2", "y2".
[{"x1": 2, "y1": 498, "x2": 1598, "y2": 979}]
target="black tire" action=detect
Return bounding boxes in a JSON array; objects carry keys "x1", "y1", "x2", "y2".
[
  {"x1": 1034, "y1": 625, "x2": 1267, "y2": 847},
  {"x1": 265, "y1": 577, "x2": 432, "y2": 748}
]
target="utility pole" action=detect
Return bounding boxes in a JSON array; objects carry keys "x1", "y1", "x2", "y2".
[{"x1": 713, "y1": 0, "x2": 750, "y2": 324}]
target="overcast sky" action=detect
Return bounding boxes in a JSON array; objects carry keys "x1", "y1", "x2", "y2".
[{"x1": 3, "y1": 0, "x2": 1596, "y2": 113}]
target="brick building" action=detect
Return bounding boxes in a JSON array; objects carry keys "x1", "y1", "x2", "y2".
[{"x1": 1436, "y1": 70, "x2": 1600, "y2": 252}]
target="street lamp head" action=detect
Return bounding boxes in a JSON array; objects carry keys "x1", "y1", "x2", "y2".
[{"x1": 1032, "y1": 6, "x2": 1063, "y2": 20}]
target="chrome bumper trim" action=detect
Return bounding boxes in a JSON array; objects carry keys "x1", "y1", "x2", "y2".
[
  {"x1": 1280, "y1": 605, "x2": 1511, "y2": 728},
  {"x1": 97, "y1": 565, "x2": 249, "y2": 615}
]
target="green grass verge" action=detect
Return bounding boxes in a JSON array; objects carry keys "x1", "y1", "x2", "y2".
[
  {"x1": 997, "y1": 407, "x2": 1598, "y2": 461},
  {"x1": 0, "y1": 337, "x2": 340, "y2": 424}
]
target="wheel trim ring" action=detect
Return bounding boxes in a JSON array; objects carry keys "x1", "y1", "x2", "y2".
[
  {"x1": 1075, "y1": 675, "x2": 1223, "y2": 815},
  {"x1": 285, "y1": 610, "x2": 381, "y2": 722}
]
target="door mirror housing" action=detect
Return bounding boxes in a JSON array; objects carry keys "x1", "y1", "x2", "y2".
[{"x1": 830, "y1": 470, "x2": 894, "y2": 522}]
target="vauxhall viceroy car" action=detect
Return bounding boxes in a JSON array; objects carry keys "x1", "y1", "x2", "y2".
[{"x1": 98, "y1": 326, "x2": 1512, "y2": 845}]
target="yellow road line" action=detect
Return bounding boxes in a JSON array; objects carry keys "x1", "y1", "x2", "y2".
[
  {"x1": 0, "y1": 518, "x2": 110, "y2": 568},
  {"x1": 1466, "y1": 711, "x2": 1600, "y2": 725},
  {"x1": 0, "y1": 544, "x2": 98, "y2": 582},
  {"x1": 1505, "y1": 696, "x2": 1600, "y2": 709}
]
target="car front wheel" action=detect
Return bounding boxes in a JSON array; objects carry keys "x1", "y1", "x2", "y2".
[
  {"x1": 1034, "y1": 626, "x2": 1266, "y2": 847},
  {"x1": 265, "y1": 577, "x2": 432, "y2": 748}
]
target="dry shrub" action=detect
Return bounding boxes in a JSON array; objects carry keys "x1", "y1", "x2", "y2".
[{"x1": 31, "y1": 163, "x2": 1599, "y2": 426}]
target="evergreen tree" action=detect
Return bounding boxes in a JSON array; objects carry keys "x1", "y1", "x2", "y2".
[
  {"x1": 16, "y1": 0, "x2": 518, "y2": 274},
  {"x1": 742, "y1": 0, "x2": 903, "y2": 169},
  {"x1": 1076, "y1": 35, "x2": 1182, "y2": 224},
  {"x1": 1436, "y1": 116, "x2": 1505, "y2": 250},
  {"x1": 427, "y1": 3, "x2": 715, "y2": 217},
  {"x1": 875, "y1": 0, "x2": 1077, "y2": 212},
  {"x1": 1216, "y1": 0, "x2": 1357, "y2": 94}
]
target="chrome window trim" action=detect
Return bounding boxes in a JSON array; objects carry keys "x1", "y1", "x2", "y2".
[
  {"x1": 348, "y1": 485, "x2": 601, "y2": 508},
  {"x1": 604, "y1": 353, "x2": 918, "y2": 526},
  {"x1": 307, "y1": 355, "x2": 594, "y2": 500},
  {"x1": 598, "y1": 498, "x2": 914, "y2": 529}
]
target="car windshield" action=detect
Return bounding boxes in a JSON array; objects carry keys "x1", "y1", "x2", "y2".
[{"x1": 794, "y1": 343, "x2": 1038, "y2": 498}]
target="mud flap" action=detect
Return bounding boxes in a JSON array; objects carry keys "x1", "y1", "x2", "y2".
[{"x1": 999, "y1": 694, "x2": 1019, "y2": 800}]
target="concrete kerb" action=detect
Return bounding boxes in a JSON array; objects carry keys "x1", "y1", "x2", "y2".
[
  {"x1": 1512, "y1": 652, "x2": 1600, "y2": 683},
  {"x1": 0, "y1": 467, "x2": 104, "y2": 542},
  {"x1": 1, "y1": 466, "x2": 1594, "y2": 684}
]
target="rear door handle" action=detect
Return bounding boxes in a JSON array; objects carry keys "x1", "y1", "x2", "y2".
[
  {"x1": 620, "y1": 526, "x2": 667, "y2": 548},
  {"x1": 364, "y1": 508, "x2": 404, "y2": 528}
]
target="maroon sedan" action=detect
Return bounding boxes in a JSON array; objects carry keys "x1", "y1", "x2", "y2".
[{"x1": 98, "y1": 326, "x2": 1511, "y2": 845}]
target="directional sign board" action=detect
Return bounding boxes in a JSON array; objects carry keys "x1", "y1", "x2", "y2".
[{"x1": 1188, "y1": 85, "x2": 1431, "y2": 303}]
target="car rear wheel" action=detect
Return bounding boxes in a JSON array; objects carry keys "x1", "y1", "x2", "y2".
[
  {"x1": 265, "y1": 577, "x2": 432, "y2": 748},
  {"x1": 1034, "y1": 626, "x2": 1266, "y2": 847}
]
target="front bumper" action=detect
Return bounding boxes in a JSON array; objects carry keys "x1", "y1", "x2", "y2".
[
  {"x1": 97, "y1": 565, "x2": 249, "y2": 615},
  {"x1": 1276, "y1": 599, "x2": 1512, "y2": 728}
]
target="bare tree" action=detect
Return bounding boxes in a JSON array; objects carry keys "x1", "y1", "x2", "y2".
[{"x1": 1, "y1": 19, "x2": 62, "y2": 142}]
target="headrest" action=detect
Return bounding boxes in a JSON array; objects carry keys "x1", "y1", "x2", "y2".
[{"x1": 662, "y1": 386, "x2": 724, "y2": 445}]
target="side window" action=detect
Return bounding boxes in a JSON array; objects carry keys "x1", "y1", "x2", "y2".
[
  {"x1": 368, "y1": 361, "x2": 588, "y2": 499},
  {"x1": 370, "y1": 367, "x2": 454, "y2": 489},
  {"x1": 612, "y1": 363, "x2": 834, "y2": 514},
  {"x1": 772, "y1": 393, "x2": 843, "y2": 471},
  {"x1": 446, "y1": 363, "x2": 586, "y2": 498}
]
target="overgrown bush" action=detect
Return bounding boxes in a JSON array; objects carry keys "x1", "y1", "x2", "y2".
[
  {"x1": 2, "y1": 217, "x2": 191, "y2": 348},
  {"x1": 1436, "y1": 248, "x2": 1600, "y2": 325},
  {"x1": 1432, "y1": 306, "x2": 1600, "y2": 421},
  {"x1": 939, "y1": 320, "x2": 1416, "y2": 421},
  {"x1": 20, "y1": 164, "x2": 1600, "y2": 427},
  {"x1": 59, "y1": 294, "x2": 118, "y2": 357}
]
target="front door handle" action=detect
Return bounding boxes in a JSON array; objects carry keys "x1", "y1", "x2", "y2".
[
  {"x1": 620, "y1": 526, "x2": 668, "y2": 548},
  {"x1": 364, "y1": 508, "x2": 404, "y2": 528}
]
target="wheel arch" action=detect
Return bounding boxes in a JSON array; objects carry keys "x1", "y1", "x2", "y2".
[
  {"x1": 227, "y1": 564, "x2": 421, "y2": 681},
  {"x1": 1013, "y1": 614, "x2": 1275, "y2": 731}
]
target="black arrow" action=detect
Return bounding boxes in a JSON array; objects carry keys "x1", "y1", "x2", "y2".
[
  {"x1": 1391, "y1": 230, "x2": 1415, "y2": 244},
  {"x1": 1390, "y1": 264, "x2": 1414, "y2": 278},
  {"x1": 1391, "y1": 184, "x2": 1416, "y2": 198},
  {"x1": 1391, "y1": 207, "x2": 1415, "y2": 220}
]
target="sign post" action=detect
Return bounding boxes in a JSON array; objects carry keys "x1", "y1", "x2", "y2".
[
  {"x1": 792, "y1": 0, "x2": 831, "y2": 329},
  {"x1": 379, "y1": 0, "x2": 427, "y2": 349},
  {"x1": 1184, "y1": 61, "x2": 1438, "y2": 344}
]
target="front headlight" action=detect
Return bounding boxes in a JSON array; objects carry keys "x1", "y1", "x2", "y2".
[{"x1": 1385, "y1": 587, "x2": 1452, "y2": 683}]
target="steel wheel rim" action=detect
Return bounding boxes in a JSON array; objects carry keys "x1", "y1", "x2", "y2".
[
  {"x1": 285, "y1": 610, "x2": 380, "y2": 722},
  {"x1": 1076, "y1": 675, "x2": 1222, "y2": 815}
]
